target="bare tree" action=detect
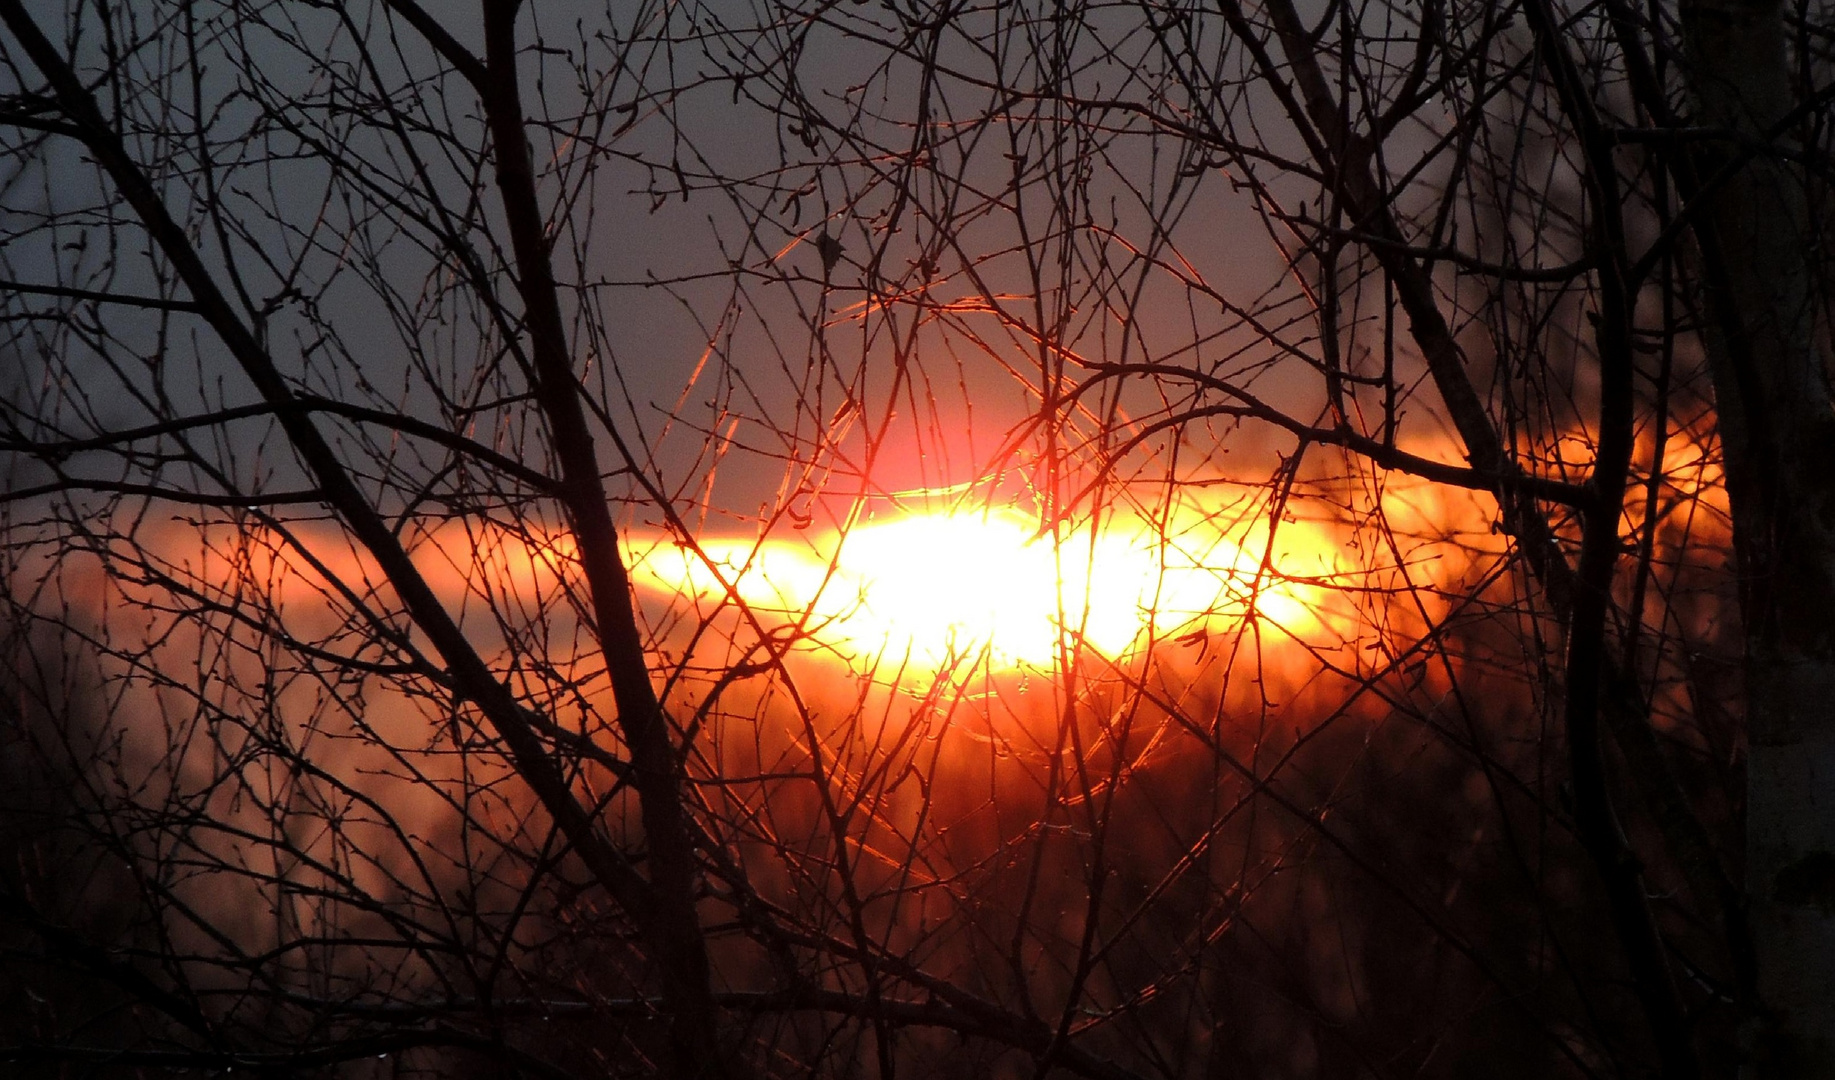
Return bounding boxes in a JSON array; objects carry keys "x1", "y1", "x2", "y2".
[{"x1": 1, "y1": 1, "x2": 1830, "y2": 1078}]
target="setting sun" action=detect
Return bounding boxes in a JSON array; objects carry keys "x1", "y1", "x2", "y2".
[{"x1": 633, "y1": 506, "x2": 1337, "y2": 672}]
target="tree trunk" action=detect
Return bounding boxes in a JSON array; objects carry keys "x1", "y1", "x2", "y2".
[{"x1": 1679, "y1": 2, "x2": 1835, "y2": 1074}]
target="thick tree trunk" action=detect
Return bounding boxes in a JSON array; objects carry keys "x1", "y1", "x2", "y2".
[
  {"x1": 474, "y1": 4, "x2": 730, "y2": 1074},
  {"x1": 1679, "y1": 2, "x2": 1835, "y2": 1074}
]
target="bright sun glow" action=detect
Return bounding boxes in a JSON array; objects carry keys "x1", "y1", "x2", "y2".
[{"x1": 633, "y1": 507, "x2": 1331, "y2": 671}]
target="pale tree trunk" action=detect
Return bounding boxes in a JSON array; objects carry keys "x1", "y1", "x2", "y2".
[{"x1": 1679, "y1": 2, "x2": 1835, "y2": 1074}]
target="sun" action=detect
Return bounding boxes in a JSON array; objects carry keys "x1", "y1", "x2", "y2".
[
  {"x1": 825, "y1": 509, "x2": 1142, "y2": 666},
  {"x1": 633, "y1": 505, "x2": 1332, "y2": 674}
]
